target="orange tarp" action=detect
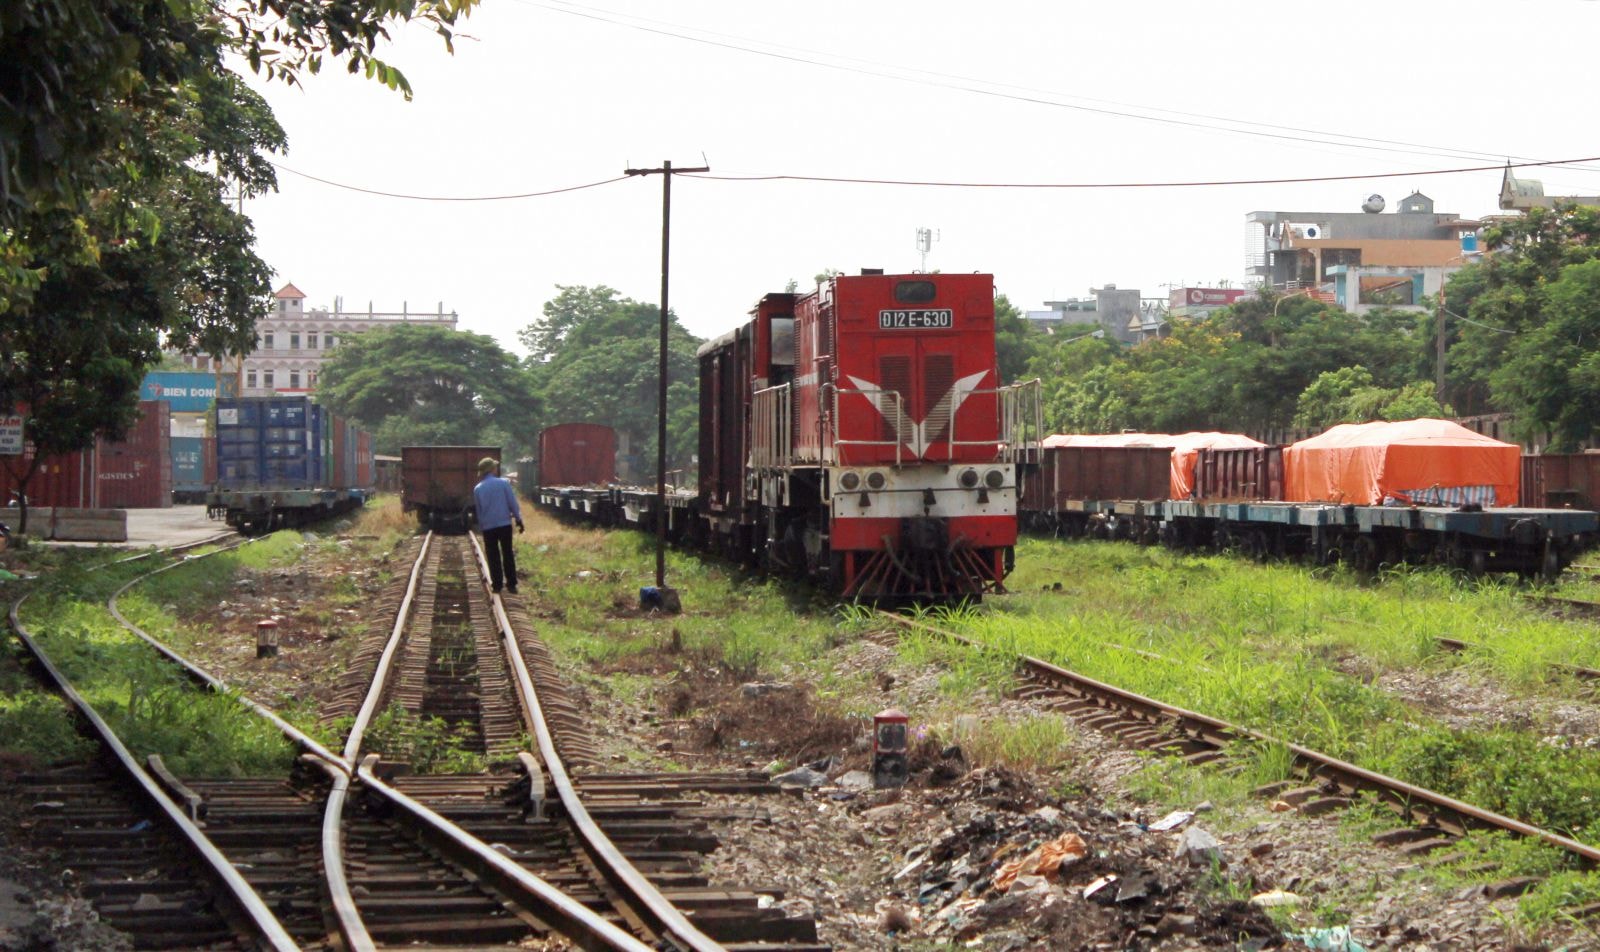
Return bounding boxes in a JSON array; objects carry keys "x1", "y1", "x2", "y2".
[
  {"x1": 1283, "y1": 418, "x2": 1519, "y2": 506},
  {"x1": 1041, "y1": 432, "x2": 1265, "y2": 498}
]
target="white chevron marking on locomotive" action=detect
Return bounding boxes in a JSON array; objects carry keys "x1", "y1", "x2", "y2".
[{"x1": 845, "y1": 369, "x2": 990, "y2": 458}]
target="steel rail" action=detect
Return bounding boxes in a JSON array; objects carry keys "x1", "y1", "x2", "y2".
[
  {"x1": 317, "y1": 760, "x2": 376, "y2": 952},
  {"x1": 882, "y1": 612, "x2": 1600, "y2": 866},
  {"x1": 105, "y1": 536, "x2": 348, "y2": 767},
  {"x1": 468, "y1": 530, "x2": 728, "y2": 952},
  {"x1": 355, "y1": 755, "x2": 654, "y2": 952},
  {"x1": 342, "y1": 530, "x2": 434, "y2": 762},
  {"x1": 338, "y1": 532, "x2": 655, "y2": 951},
  {"x1": 92, "y1": 527, "x2": 673, "y2": 951},
  {"x1": 101, "y1": 533, "x2": 375, "y2": 949},
  {"x1": 8, "y1": 578, "x2": 301, "y2": 951}
]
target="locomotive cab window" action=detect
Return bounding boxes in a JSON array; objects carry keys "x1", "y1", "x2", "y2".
[
  {"x1": 895, "y1": 280, "x2": 937, "y2": 303},
  {"x1": 770, "y1": 317, "x2": 795, "y2": 366}
]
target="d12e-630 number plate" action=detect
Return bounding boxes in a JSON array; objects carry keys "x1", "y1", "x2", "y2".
[{"x1": 878, "y1": 309, "x2": 953, "y2": 329}]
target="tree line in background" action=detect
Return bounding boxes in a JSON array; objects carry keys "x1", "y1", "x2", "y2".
[{"x1": 316, "y1": 285, "x2": 701, "y2": 473}]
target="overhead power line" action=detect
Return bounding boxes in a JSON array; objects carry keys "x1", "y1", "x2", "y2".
[
  {"x1": 683, "y1": 155, "x2": 1600, "y2": 191},
  {"x1": 269, "y1": 161, "x2": 631, "y2": 201},
  {"x1": 268, "y1": 155, "x2": 1599, "y2": 202},
  {"x1": 523, "y1": 0, "x2": 1600, "y2": 174}
]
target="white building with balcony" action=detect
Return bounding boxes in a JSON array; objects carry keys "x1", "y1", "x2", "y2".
[{"x1": 237, "y1": 283, "x2": 459, "y2": 394}]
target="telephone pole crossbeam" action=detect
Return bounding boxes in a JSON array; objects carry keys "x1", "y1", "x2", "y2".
[{"x1": 624, "y1": 160, "x2": 708, "y2": 605}]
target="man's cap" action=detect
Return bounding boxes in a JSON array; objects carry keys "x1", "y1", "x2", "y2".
[{"x1": 478, "y1": 457, "x2": 498, "y2": 474}]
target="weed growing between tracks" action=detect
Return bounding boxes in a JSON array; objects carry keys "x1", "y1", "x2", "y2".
[
  {"x1": 940, "y1": 537, "x2": 1600, "y2": 927},
  {"x1": 13, "y1": 543, "x2": 301, "y2": 776}
]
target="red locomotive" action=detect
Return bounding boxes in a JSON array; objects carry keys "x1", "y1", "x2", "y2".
[{"x1": 697, "y1": 271, "x2": 1038, "y2": 599}]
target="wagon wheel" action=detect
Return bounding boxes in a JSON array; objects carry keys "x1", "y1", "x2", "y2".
[
  {"x1": 1351, "y1": 536, "x2": 1380, "y2": 576},
  {"x1": 1243, "y1": 530, "x2": 1269, "y2": 563},
  {"x1": 1541, "y1": 542, "x2": 1562, "y2": 582}
]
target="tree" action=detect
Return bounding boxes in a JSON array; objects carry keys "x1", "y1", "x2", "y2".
[
  {"x1": 316, "y1": 325, "x2": 540, "y2": 457},
  {"x1": 1439, "y1": 204, "x2": 1600, "y2": 445},
  {"x1": 1, "y1": 0, "x2": 478, "y2": 527},
  {"x1": 1, "y1": 0, "x2": 477, "y2": 220},
  {"x1": 1293, "y1": 366, "x2": 1449, "y2": 430},
  {"x1": 993, "y1": 293, "x2": 1047, "y2": 385},
  {"x1": 522, "y1": 286, "x2": 702, "y2": 475},
  {"x1": 1491, "y1": 257, "x2": 1600, "y2": 449}
]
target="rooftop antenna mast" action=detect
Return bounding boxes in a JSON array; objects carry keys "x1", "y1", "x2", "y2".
[{"x1": 915, "y1": 227, "x2": 939, "y2": 272}]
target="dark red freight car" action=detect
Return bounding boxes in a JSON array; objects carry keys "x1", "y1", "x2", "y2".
[
  {"x1": 1194, "y1": 446, "x2": 1286, "y2": 502},
  {"x1": 1522, "y1": 453, "x2": 1600, "y2": 510},
  {"x1": 1021, "y1": 445, "x2": 1171, "y2": 537},
  {"x1": 538, "y1": 423, "x2": 616, "y2": 487},
  {"x1": 401, "y1": 445, "x2": 500, "y2": 531}
]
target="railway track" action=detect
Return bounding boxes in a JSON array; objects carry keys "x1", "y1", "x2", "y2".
[
  {"x1": 10, "y1": 529, "x2": 828, "y2": 949},
  {"x1": 879, "y1": 610, "x2": 1600, "y2": 909}
]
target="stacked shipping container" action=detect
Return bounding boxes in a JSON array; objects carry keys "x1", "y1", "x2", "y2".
[{"x1": 0, "y1": 400, "x2": 173, "y2": 508}]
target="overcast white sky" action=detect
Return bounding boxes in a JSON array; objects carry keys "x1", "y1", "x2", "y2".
[{"x1": 241, "y1": 0, "x2": 1600, "y2": 350}]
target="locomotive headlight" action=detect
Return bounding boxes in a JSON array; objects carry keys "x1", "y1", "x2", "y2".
[
  {"x1": 838, "y1": 470, "x2": 861, "y2": 491},
  {"x1": 866, "y1": 470, "x2": 887, "y2": 491},
  {"x1": 984, "y1": 468, "x2": 1006, "y2": 490},
  {"x1": 959, "y1": 468, "x2": 979, "y2": 489}
]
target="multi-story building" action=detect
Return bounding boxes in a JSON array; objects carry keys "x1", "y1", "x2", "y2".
[
  {"x1": 1027, "y1": 285, "x2": 1167, "y2": 343},
  {"x1": 1244, "y1": 192, "x2": 1479, "y2": 313},
  {"x1": 206, "y1": 283, "x2": 460, "y2": 394}
]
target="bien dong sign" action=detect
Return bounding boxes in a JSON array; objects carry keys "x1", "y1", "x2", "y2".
[
  {"x1": 141, "y1": 371, "x2": 230, "y2": 413},
  {"x1": 0, "y1": 416, "x2": 22, "y2": 456}
]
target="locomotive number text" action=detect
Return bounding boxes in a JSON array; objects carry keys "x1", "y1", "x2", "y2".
[{"x1": 878, "y1": 309, "x2": 953, "y2": 329}]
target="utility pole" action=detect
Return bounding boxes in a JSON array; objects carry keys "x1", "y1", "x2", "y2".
[
  {"x1": 624, "y1": 159, "x2": 708, "y2": 605},
  {"x1": 1435, "y1": 288, "x2": 1447, "y2": 404}
]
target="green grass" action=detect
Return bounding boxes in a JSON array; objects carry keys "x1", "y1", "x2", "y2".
[
  {"x1": 12, "y1": 545, "x2": 300, "y2": 776},
  {"x1": 355, "y1": 704, "x2": 487, "y2": 774},
  {"x1": 937, "y1": 536, "x2": 1600, "y2": 926}
]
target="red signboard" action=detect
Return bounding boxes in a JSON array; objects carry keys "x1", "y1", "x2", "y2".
[{"x1": 1169, "y1": 287, "x2": 1249, "y2": 308}]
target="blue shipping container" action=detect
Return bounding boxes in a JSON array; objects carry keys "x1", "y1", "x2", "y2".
[
  {"x1": 172, "y1": 436, "x2": 207, "y2": 491},
  {"x1": 215, "y1": 397, "x2": 326, "y2": 490}
]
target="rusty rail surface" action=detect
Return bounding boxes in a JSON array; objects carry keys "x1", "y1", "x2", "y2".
[
  {"x1": 468, "y1": 530, "x2": 730, "y2": 952},
  {"x1": 881, "y1": 611, "x2": 1600, "y2": 867},
  {"x1": 8, "y1": 556, "x2": 301, "y2": 951}
]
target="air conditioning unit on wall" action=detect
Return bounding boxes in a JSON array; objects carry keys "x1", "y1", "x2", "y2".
[{"x1": 1288, "y1": 223, "x2": 1326, "y2": 240}]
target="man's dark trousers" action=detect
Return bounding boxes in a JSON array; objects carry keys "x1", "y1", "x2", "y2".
[{"x1": 483, "y1": 525, "x2": 517, "y2": 592}]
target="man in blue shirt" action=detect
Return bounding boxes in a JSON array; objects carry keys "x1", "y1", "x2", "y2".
[{"x1": 473, "y1": 457, "x2": 523, "y2": 594}]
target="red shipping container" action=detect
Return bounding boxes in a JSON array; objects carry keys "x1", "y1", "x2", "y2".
[
  {"x1": 538, "y1": 423, "x2": 616, "y2": 486},
  {"x1": 332, "y1": 415, "x2": 349, "y2": 490},
  {"x1": 96, "y1": 400, "x2": 172, "y2": 508},
  {"x1": 0, "y1": 447, "x2": 95, "y2": 508},
  {"x1": 203, "y1": 435, "x2": 218, "y2": 486},
  {"x1": 356, "y1": 431, "x2": 374, "y2": 488}
]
